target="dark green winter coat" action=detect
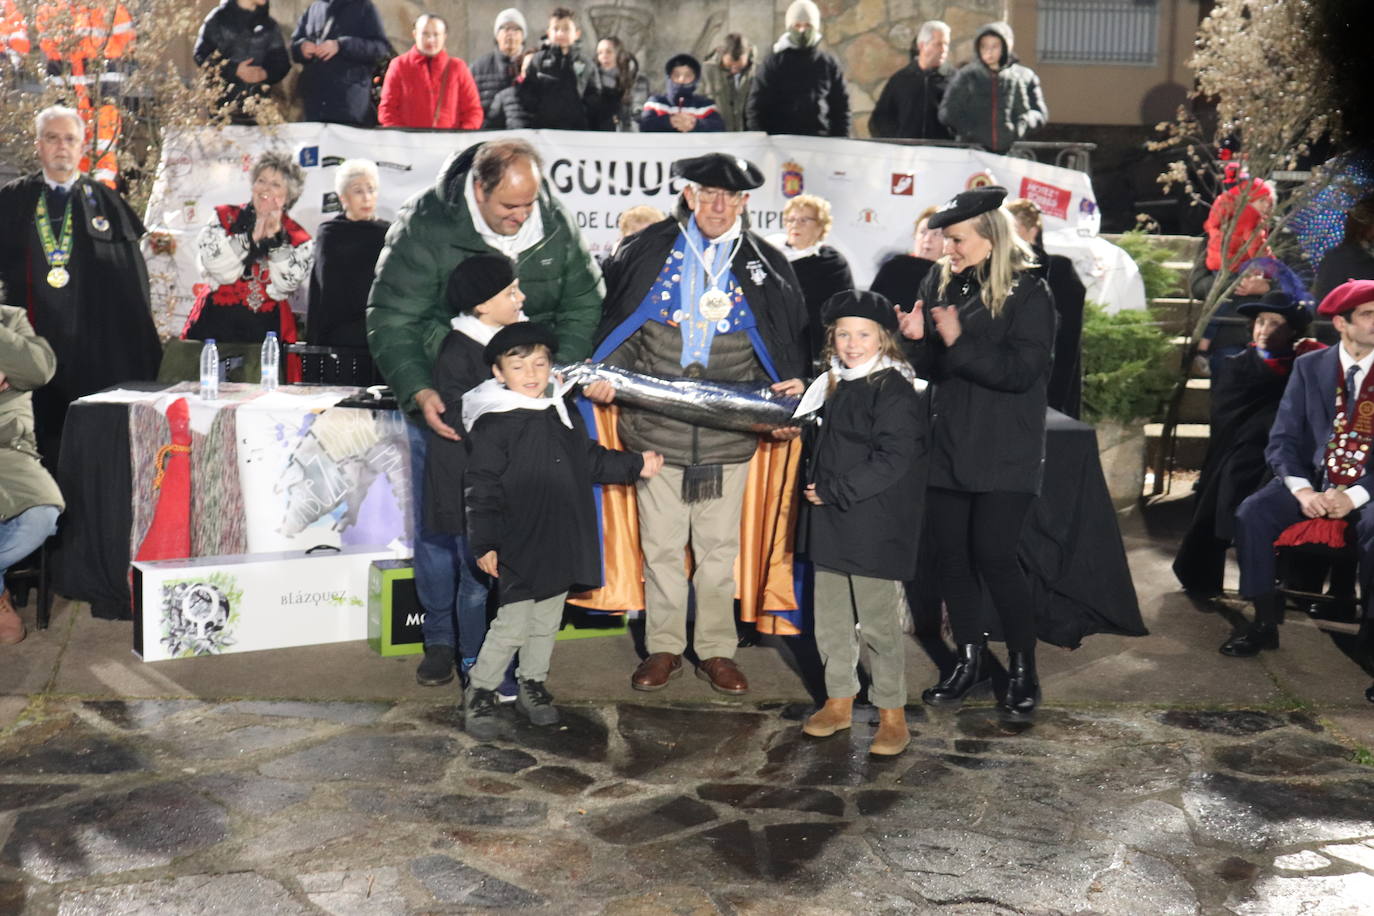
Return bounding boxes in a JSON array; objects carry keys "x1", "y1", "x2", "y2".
[{"x1": 366, "y1": 142, "x2": 604, "y2": 415}]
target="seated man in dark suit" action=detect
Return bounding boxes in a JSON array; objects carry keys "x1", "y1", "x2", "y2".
[
  {"x1": 1173, "y1": 292, "x2": 1322, "y2": 599},
  {"x1": 1226, "y1": 281, "x2": 1374, "y2": 684}
]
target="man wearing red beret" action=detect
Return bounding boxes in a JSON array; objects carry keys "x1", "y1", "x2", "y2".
[{"x1": 1226, "y1": 280, "x2": 1374, "y2": 697}]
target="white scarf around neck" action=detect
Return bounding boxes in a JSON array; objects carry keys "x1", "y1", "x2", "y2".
[
  {"x1": 449, "y1": 310, "x2": 527, "y2": 344},
  {"x1": 793, "y1": 354, "x2": 926, "y2": 420},
  {"x1": 462, "y1": 375, "x2": 574, "y2": 431},
  {"x1": 463, "y1": 171, "x2": 546, "y2": 258}
]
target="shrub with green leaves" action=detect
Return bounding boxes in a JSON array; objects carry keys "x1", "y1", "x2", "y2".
[
  {"x1": 1081, "y1": 302, "x2": 1177, "y2": 424},
  {"x1": 1114, "y1": 229, "x2": 1183, "y2": 304}
]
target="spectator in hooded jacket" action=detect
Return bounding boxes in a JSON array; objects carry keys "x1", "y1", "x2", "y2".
[
  {"x1": 378, "y1": 13, "x2": 482, "y2": 130},
  {"x1": 869, "y1": 20, "x2": 953, "y2": 141},
  {"x1": 585, "y1": 36, "x2": 648, "y2": 132},
  {"x1": 518, "y1": 6, "x2": 592, "y2": 130},
  {"x1": 639, "y1": 53, "x2": 724, "y2": 134},
  {"x1": 746, "y1": 0, "x2": 849, "y2": 137},
  {"x1": 471, "y1": 8, "x2": 526, "y2": 119},
  {"x1": 290, "y1": 0, "x2": 392, "y2": 126},
  {"x1": 939, "y1": 21, "x2": 1047, "y2": 154},
  {"x1": 700, "y1": 33, "x2": 754, "y2": 132},
  {"x1": 193, "y1": 0, "x2": 292, "y2": 124}
]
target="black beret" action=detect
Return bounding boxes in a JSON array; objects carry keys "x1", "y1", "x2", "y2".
[
  {"x1": 820, "y1": 289, "x2": 898, "y2": 332},
  {"x1": 483, "y1": 321, "x2": 559, "y2": 366},
  {"x1": 447, "y1": 253, "x2": 517, "y2": 315},
  {"x1": 672, "y1": 153, "x2": 764, "y2": 192},
  {"x1": 927, "y1": 185, "x2": 1009, "y2": 229},
  {"x1": 665, "y1": 53, "x2": 701, "y2": 79},
  {"x1": 1236, "y1": 290, "x2": 1311, "y2": 333}
]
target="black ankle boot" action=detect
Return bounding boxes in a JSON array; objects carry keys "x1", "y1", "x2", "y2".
[
  {"x1": 922, "y1": 643, "x2": 990, "y2": 707},
  {"x1": 1000, "y1": 649, "x2": 1040, "y2": 720},
  {"x1": 1218, "y1": 622, "x2": 1279, "y2": 657}
]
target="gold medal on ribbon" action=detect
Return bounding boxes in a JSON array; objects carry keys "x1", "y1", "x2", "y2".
[
  {"x1": 34, "y1": 190, "x2": 74, "y2": 288},
  {"x1": 699, "y1": 288, "x2": 733, "y2": 321}
]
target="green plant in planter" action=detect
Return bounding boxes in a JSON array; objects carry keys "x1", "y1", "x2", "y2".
[
  {"x1": 1080, "y1": 302, "x2": 1177, "y2": 425},
  {"x1": 1114, "y1": 229, "x2": 1182, "y2": 304}
]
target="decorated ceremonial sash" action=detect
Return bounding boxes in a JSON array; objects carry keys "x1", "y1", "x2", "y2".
[{"x1": 1274, "y1": 359, "x2": 1372, "y2": 551}]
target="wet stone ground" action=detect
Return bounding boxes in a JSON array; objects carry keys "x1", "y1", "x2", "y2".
[{"x1": 0, "y1": 699, "x2": 1371, "y2": 914}]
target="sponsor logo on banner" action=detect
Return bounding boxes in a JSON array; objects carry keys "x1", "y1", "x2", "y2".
[
  {"x1": 321, "y1": 155, "x2": 346, "y2": 168},
  {"x1": 1079, "y1": 198, "x2": 1098, "y2": 217},
  {"x1": 240, "y1": 153, "x2": 254, "y2": 173},
  {"x1": 1019, "y1": 177, "x2": 1072, "y2": 219},
  {"x1": 181, "y1": 200, "x2": 197, "y2": 225},
  {"x1": 966, "y1": 171, "x2": 996, "y2": 189},
  {"x1": 376, "y1": 160, "x2": 413, "y2": 172},
  {"x1": 299, "y1": 146, "x2": 319, "y2": 167},
  {"x1": 890, "y1": 173, "x2": 914, "y2": 196},
  {"x1": 830, "y1": 169, "x2": 851, "y2": 182},
  {"x1": 781, "y1": 161, "x2": 804, "y2": 197},
  {"x1": 321, "y1": 191, "x2": 341, "y2": 214},
  {"x1": 857, "y1": 208, "x2": 881, "y2": 226}
]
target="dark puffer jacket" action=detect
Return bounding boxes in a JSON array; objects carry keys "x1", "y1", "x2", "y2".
[
  {"x1": 193, "y1": 0, "x2": 291, "y2": 114},
  {"x1": 869, "y1": 60, "x2": 954, "y2": 140},
  {"x1": 289, "y1": 0, "x2": 392, "y2": 125},
  {"x1": 367, "y1": 143, "x2": 604, "y2": 416},
  {"x1": 471, "y1": 48, "x2": 520, "y2": 116},
  {"x1": 939, "y1": 21, "x2": 1047, "y2": 154},
  {"x1": 745, "y1": 43, "x2": 850, "y2": 137},
  {"x1": 518, "y1": 43, "x2": 592, "y2": 129}
]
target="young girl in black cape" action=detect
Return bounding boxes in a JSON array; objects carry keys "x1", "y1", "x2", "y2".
[{"x1": 798, "y1": 290, "x2": 929, "y2": 756}]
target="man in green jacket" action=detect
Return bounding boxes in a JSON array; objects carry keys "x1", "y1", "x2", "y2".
[
  {"x1": 0, "y1": 303, "x2": 64, "y2": 645},
  {"x1": 367, "y1": 137, "x2": 604, "y2": 689}
]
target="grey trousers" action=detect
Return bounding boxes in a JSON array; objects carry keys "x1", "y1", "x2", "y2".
[
  {"x1": 813, "y1": 567, "x2": 908, "y2": 708},
  {"x1": 468, "y1": 591, "x2": 568, "y2": 690},
  {"x1": 636, "y1": 463, "x2": 750, "y2": 660}
]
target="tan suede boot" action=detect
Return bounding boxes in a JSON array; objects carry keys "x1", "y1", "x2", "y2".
[
  {"x1": 0, "y1": 589, "x2": 25, "y2": 645},
  {"x1": 869, "y1": 707, "x2": 910, "y2": 756},
  {"x1": 802, "y1": 696, "x2": 854, "y2": 737}
]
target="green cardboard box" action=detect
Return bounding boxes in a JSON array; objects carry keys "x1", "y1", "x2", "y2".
[{"x1": 368, "y1": 560, "x2": 424, "y2": 657}]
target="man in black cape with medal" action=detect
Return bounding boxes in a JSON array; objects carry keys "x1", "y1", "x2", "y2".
[
  {"x1": 584, "y1": 153, "x2": 809, "y2": 696},
  {"x1": 0, "y1": 105, "x2": 161, "y2": 463}
]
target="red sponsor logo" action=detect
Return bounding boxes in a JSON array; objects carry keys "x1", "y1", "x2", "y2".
[
  {"x1": 1019, "y1": 177, "x2": 1072, "y2": 220},
  {"x1": 890, "y1": 173, "x2": 914, "y2": 196},
  {"x1": 965, "y1": 171, "x2": 995, "y2": 189}
]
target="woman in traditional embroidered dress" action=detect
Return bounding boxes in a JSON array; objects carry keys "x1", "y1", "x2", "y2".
[
  {"x1": 182, "y1": 151, "x2": 313, "y2": 346},
  {"x1": 896, "y1": 185, "x2": 1056, "y2": 722}
]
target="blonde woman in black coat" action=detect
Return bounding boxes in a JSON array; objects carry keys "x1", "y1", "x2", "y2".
[{"x1": 896, "y1": 186, "x2": 1056, "y2": 721}]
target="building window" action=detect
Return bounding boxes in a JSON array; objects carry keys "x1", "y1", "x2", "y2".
[{"x1": 1037, "y1": 0, "x2": 1160, "y2": 65}]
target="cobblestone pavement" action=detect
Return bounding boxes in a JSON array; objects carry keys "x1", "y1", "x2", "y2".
[{"x1": 2, "y1": 695, "x2": 1372, "y2": 915}]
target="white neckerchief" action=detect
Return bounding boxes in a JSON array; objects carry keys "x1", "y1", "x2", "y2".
[
  {"x1": 461, "y1": 375, "x2": 574, "y2": 431},
  {"x1": 782, "y1": 240, "x2": 821, "y2": 263},
  {"x1": 794, "y1": 354, "x2": 925, "y2": 420},
  {"x1": 463, "y1": 171, "x2": 546, "y2": 258},
  {"x1": 449, "y1": 311, "x2": 527, "y2": 343}
]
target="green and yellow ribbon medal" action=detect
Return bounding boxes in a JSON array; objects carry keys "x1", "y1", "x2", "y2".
[{"x1": 34, "y1": 191, "x2": 73, "y2": 288}]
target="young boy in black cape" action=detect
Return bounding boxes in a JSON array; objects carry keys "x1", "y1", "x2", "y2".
[
  {"x1": 417, "y1": 253, "x2": 530, "y2": 691},
  {"x1": 461, "y1": 322, "x2": 664, "y2": 737}
]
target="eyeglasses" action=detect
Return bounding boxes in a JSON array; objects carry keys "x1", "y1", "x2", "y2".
[
  {"x1": 783, "y1": 216, "x2": 818, "y2": 226},
  {"x1": 693, "y1": 187, "x2": 745, "y2": 205}
]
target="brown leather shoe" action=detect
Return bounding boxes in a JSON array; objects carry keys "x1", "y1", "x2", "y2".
[
  {"x1": 631, "y1": 652, "x2": 683, "y2": 691},
  {"x1": 696, "y1": 656, "x2": 748, "y2": 695},
  {"x1": 0, "y1": 589, "x2": 25, "y2": 646}
]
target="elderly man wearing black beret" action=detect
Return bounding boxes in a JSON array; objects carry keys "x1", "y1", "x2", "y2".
[{"x1": 584, "y1": 153, "x2": 809, "y2": 695}]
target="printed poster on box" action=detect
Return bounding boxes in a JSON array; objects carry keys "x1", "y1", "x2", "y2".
[{"x1": 132, "y1": 546, "x2": 396, "y2": 661}]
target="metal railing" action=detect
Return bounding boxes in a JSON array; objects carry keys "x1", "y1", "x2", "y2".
[{"x1": 864, "y1": 137, "x2": 1098, "y2": 178}]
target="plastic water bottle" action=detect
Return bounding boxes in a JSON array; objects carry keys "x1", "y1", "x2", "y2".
[
  {"x1": 199, "y1": 338, "x2": 220, "y2": 401},
  {"x1": 260, "y1": 331, "x2": 279, "y2": 392}
]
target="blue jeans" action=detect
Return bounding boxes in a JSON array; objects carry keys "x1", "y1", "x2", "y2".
[
  {"x1": 0, "y1": 505, "x2": 61, "y2": 580},
  {"x1": 407, "y1": 422, "x2": 491, "y2": 658}
]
